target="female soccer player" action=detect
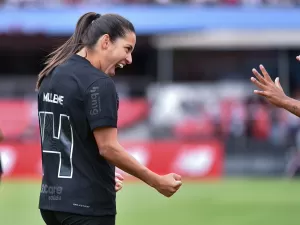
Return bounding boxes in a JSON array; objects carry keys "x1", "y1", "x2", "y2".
[{"x1": 36, "y1": 12, "x2": 182, "y2": 225}]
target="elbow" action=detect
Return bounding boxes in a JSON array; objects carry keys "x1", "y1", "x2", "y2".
[
  {"x1": 99, "y1": 145, "x2": 109, "y2": 157},
  {"x1": 98, "y1": 142, "x2": 117, "y2": 159}
]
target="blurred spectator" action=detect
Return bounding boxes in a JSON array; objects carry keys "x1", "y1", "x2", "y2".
[
  {"x1": 262, "y1": 0, "x2": 294, "y2": 6},
  {"x1": 222, "y1": 0, "x2": 240, "y2": 5},
  {"x1": 188, "y1": 0, "x2": 219, "y2": 5},
  {"x1": 3, "y1": 0, "x2": 300, "y2": 7},
  {"x1": 240, "y1": 0, "x2": 262, "y2": 5},
  {"x1": 4, "y1": 0, "x2": 60, "y2": 8}
]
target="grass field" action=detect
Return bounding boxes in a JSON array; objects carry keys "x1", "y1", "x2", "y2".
[{"x1": 0, "y1": 178, "x2": 300, "y2": 225}]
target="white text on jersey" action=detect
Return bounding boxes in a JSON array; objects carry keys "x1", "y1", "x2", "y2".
[{"x1": 43, "y1": 92, "x2": 64, "y2": 105}]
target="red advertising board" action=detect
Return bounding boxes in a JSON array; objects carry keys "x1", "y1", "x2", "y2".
[
  {"x1": 0, "y1": 140, "x2": 223, "y2": 180},
  {"x1": 0, "y1": 99, "x2": 149, "y2": 141}
]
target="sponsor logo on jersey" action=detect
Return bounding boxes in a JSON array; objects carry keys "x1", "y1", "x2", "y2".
[{"x1": 90, "y1": 86, "x2": 100, "y2": 116}]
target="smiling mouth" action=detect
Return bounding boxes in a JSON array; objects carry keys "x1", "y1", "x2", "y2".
[{"x1": 116, "y1": 63, "x2": 124, "y2": 69}]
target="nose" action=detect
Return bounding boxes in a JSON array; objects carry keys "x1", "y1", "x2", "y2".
[{"x1": 126, "y1": 53, "x2": 132, "y2": 65}]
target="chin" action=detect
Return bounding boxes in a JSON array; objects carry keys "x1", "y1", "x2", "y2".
[
  {"x1": 105, "y1": 69, "x2": 115, "y2": 77},
  {"x1": 108, "y1": 71, "x2": 116, "y2": 76}
]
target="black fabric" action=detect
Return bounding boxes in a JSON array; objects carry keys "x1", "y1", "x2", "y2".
[{"x1": 41, "y1": 209, "x2": 116, "y2": 225}]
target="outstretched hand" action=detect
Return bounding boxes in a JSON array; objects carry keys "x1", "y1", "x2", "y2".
[{"x1": 251, "y1": 64, "x2": 288, "y2": 108}]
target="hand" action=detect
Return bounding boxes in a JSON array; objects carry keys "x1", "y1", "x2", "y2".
[
  {"x1": 154, "y1": 173, "x2": 182, "y2": 198},
  {"x1": 251, "y1": 64, "x2": 288, "y2": 108},
  {"x1": 115, "y1": 172, "x2": 124, "y2": 192}
]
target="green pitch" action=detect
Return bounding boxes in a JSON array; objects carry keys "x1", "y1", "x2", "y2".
[{"x1": 1, "y1": 179, "x2": 300, "y2": 225}]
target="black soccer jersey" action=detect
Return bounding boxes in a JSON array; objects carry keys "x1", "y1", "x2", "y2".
[{"x1": 38, "y1": 55, "x2": 119, "y2": 216}]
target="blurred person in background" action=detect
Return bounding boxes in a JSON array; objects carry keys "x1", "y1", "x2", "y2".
[
  {"x1": 251, "y1": 56, "x2": 300, "y2": 178},
  {"x1": 188, "y1": 0, "x2": 219, "y2": 5},
  {"x1": 262, "y1": 0, "x2": 294, "y2": 6},
  {"x1": 284, "y1": 90, "x2": 300, "y2": 177},
  {"x1": 0, "y1": 128, "x2": 3, "y2": 183},
  {"x1": 240, "y1": 0, "x2": 262, "y2": 6},
  {"x1": 86, "y1": 0, "x2": 152, "y2": 4},
  {"x1": 36, "y1": 12, "x2": 182, "y2": 225},
  {"x1": 286, "y1": 111, "x2": 300, "y2": 177},
  {"x1": 0, "y1": 128, "x2": 3, "y2": 141}
]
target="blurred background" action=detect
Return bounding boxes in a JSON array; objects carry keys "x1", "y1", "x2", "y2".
[{"x1": 1, "y1": 1, "x2": 300, "y2": 225}]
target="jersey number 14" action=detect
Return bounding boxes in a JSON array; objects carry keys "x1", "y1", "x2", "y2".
[{"x1": 38, "y1": 111, "x2": 74, "y2": 179}]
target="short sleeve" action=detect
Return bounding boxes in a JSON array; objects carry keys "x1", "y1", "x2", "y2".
[{"x1": 84, "y1": 78, "x2": 118, "y2": 130}]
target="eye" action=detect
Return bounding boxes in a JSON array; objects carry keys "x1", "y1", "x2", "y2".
[{"x1": 125, "y1": 47, "x2": 131, "y2": 53}]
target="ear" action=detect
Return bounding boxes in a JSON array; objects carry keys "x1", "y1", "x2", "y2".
[{"x1": 99, "y1": 34, "x2": 110, "y2": 50}]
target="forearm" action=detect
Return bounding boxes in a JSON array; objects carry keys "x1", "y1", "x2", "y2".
[
  {"x1": 100, "y1": 143, "x2": 160, "y2": 188},
  {"x1": 282, "y1": 97, "x2": 300, "y2": 117}
]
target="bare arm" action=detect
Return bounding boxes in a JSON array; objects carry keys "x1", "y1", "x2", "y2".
[
  {"x1": 93, "y1": 127, "x2": 182, "y2": 197},
  {"x1": 94, "y1": 127, "x2": 159, "y2": 187},
  {"x1": 94, "y1": 128, "x2": 159, "y2": 187},
  {"x1": 281, "y1": 97, "x2": 300, "y2": 118}
]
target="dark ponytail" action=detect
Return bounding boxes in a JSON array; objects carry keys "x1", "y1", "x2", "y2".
[
  {"x1": 36, "y1": 12, "x2": 100, "y2": 90},
  {"x1": 36, "y1": 12, "x2": 135, "y2": 90}
]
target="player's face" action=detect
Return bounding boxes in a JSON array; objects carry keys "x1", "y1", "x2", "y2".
[{"x1": 98, "y1": 31, "x2": 136, "y2": 76}]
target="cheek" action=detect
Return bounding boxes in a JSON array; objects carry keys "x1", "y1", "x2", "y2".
[
  {"x1": 105, "y1": 50, "x2": 118, "y2": 64},
  {"x1": 113, "y1": 49, "x2": 127, "y2": 61},
  {"x1": 107, "y1": 45, "x2": 126, "y2": 63}
]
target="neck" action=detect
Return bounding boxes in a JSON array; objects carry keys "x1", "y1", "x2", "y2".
[{"x1": 77, "y1": 48, "x2": 102, "y2": 70}]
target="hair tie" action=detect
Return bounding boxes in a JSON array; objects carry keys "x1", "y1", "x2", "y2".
[{"x1": 92, "y1": 14, "x2": 101, "y2": 24}]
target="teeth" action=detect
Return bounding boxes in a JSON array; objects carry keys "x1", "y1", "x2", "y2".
[{"x1": 117, "y1": 64, "x2": 124, "y2": 69}]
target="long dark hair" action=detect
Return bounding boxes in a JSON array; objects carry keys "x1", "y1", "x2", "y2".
[{"x1": 36, "y1": 12, "x2": 135, "y2": 90}]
